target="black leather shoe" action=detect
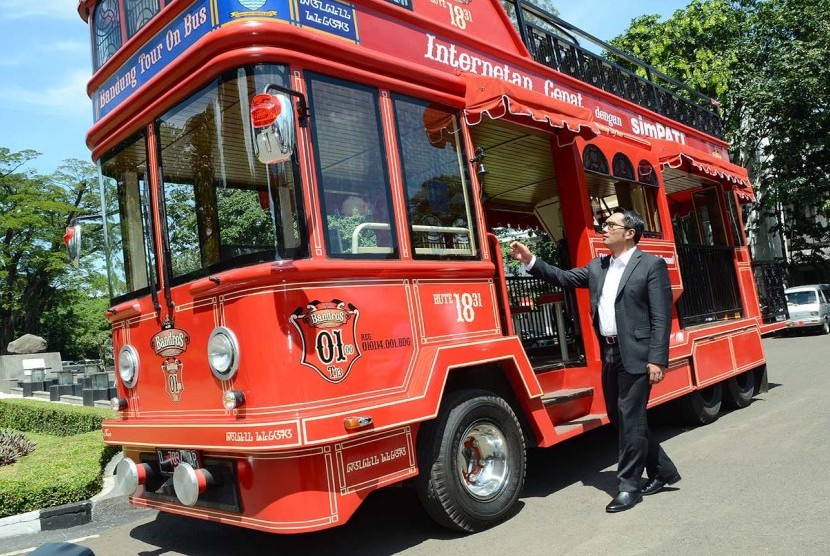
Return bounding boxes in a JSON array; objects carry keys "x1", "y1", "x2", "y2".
[
  {"x1": 605, "y1": 491, "x2": 642, "y2": 513},
  {"x1": 642, "y1": 472, "x2": 682, "y2": 496}
]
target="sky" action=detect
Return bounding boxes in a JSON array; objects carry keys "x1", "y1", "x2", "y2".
[{"x1": 0, "y1": 0, "x2": 692, "y2": 176}]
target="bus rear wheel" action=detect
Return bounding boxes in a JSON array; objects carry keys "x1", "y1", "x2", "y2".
[
  {"x1": 676, "y1": 383, "x2": 722, "y2": 426},
  {"x1": 723, "y1": 370, "x2": 756, "y2": 409},
  {"x1": 416, "y1": 389, "x2": 526, "y2": 533}
]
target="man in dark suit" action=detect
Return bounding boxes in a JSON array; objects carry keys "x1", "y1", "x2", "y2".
[{"x1": 510, "y1": 207, "x2": 680, "y2": 512}]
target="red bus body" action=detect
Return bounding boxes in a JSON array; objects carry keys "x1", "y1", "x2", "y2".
[{"x1": 77, "y1": 0, "x2": 780, "y2": 534}]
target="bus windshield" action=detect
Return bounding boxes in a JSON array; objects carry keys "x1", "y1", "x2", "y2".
[
  {"x1": 99, "y1": 132, "x2": 156, "y2": 302},
  {"x1": 156, "y1": 64, "x2": 306, "y2": 284}
]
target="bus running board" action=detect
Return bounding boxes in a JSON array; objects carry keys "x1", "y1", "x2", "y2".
[{"x1": 541, "y1": 387, "x2": 594, "y2": 425}]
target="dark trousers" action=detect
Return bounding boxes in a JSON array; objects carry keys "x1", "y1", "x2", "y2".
[{"x1": 601, "y1": 342, "x2": 677, "y2": 492}]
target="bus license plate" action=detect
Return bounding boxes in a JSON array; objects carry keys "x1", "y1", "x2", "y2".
[{"x1": 157, "y1": 448, "x2": 201, "y2": 474}]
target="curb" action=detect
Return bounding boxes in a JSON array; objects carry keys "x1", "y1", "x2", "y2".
[{"x1": 0, "y1": 452, "x2": 123, "y2": 541}]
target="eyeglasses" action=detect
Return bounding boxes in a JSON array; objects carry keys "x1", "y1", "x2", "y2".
[{"x1": 601, "y1": 221, "x2": 630, "y2": 231}]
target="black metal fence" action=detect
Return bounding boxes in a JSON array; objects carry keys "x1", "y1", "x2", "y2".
[
  {"x1": 506, "y1": 276, "x2": 566, "y2": 346},
  {"x1": 514, "y1": 2, "x2": 725, "y2": 138},
  {"x1": 676, "y1": 245, "x2": 743, "y2": 327},
  {"x1": 752, "y1": 260, "x2": 789, "y2": 324}
]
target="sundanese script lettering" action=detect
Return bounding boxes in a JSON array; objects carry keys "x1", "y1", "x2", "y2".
[
  {"x1": 345, "y1": 446, "x2": 407, "y2": 473},
  {"x1": 225, "y1": 428, "x2": 294, "y2": 442},
  {"x1": 299, "y1": 0, "x2": 352, "y2": 19}
]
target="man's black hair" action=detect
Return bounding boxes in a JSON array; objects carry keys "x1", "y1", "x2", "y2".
[{"x1": 614, "y1": 207, "x2": 645, "y2": 244}]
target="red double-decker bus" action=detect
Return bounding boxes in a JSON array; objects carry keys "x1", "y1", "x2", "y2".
[{"x1": 71, "y1": 0, "x2": 785, "y2": 534}]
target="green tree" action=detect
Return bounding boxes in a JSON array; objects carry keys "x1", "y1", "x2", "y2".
[
  {"x1": 0, "y1": 148, "x2": 104, "y2": 356},
  {"x1": 734, "y1": 0, "x2": 830, "y2": 269},
  {"x1": 607, "y1": 0, "x2": 830, "y2": 270},
  {"x1": 607, "y1": 1, "x2": 746, "y2": 102}
]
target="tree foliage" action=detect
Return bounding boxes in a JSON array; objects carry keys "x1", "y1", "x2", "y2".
[
  {"x1": 0, "y1": 149, "x2": 108, "y2": 358},
  {"x1": 734, "y1": 0, "x2": 830, "y2": 266},
  {"x1": 608, "y1": 0, "x2": 830, "y2": 268},
  {"x1": 608, "y1": 1, "x2": 745, "y2": 101}
]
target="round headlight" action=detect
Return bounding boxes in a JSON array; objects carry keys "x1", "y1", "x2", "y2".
[
  {"x1": 208, "y1": 327, "x2": 240, "y2": 379},
  {"x1": 118, "y1": 345, "x2": 140, "y2": 388}
]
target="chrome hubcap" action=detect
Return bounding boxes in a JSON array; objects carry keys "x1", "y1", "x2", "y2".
[{"x1": 456, "y1": 420, "x2": 509, "y2": 500}]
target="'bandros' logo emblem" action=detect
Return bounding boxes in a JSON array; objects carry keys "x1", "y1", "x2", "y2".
[
  {"x1": 151, "y1": 328, "x2": 190, "y2": 403},
  {"x1": 239, "y1": 0, "x2": 267, "y2": 10},
  {"x1": 289, "y1": 299, "x2": 361, "y2": 383}
]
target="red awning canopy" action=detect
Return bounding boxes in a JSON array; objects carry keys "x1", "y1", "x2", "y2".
[
  {"x1": 463, "y1": 75, "x2": 599, "y2": 145},
  {"x1": 654, "y1": 139, "x2": 756, "y2": 202}
]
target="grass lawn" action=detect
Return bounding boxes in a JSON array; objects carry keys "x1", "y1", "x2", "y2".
[{"x1": 0, "y1": 429, "x2": 118, "y2": 518}]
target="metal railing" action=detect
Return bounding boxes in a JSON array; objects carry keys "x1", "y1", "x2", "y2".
[
  {"x1": 512, "y1": 1, "x2": 725, "y2": 138},
  {"x1": 506, "y1": 276, "x2": 570, "y2": 346},
  {"x1": 676, "y1": 244, "x2": 743, "y2": 327},
  {"x1": 752, "y1": 260, "x2": 789, "y2": 324}
]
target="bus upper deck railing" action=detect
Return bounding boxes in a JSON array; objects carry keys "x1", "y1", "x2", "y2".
[
  {"x1": 676, "y1": 244, "x2": 743, "y2": 327},
  {"x1": 512, "y1": 1, "x2": 725, "y2": 139},
  {"x1": 752, "y1": 260, "x2": 789, "y2": 324}
]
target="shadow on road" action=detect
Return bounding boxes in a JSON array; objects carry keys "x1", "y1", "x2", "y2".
[
  {"x1": 126, "y1": 406, "x2": 712, "y2": 555},
  {"x1": 129, "y1": 487, "x2": 460, "y2": 556}
]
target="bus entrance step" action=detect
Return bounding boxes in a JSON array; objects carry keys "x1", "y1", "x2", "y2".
[
  {"x1": 554, "y1": 414, "x2": 605, "y2": 437},
  {"x1": 541, "y1": 388, "x2": 594, "y2": 425},
  {"x1": 540, "y1": 387, "x2": 594, "y2": 407}
]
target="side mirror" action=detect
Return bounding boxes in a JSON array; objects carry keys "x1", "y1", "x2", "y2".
[
  {"x1": 251, "y1": 92, "x2": 296, "y2": 165},
  {"x1": 64, "y1": 224, "x2": 82, "y2": 267}
]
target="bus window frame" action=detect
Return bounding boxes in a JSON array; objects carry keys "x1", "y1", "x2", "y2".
[
  {"x1": 154, "y1": 64, "x2": 308, "y2": 287},
  {"x1": 585, "y1": 169, "x2": 664, "y2": 238},
  {"x1": 391, "y1": 94, "x2": 480, "y2": 261},
  {"x1": 92, "y1": 0, "x2": 124, "y2": 71},
  {"x1": 99, "y1": 131, "x2": 159, "y2": 305},
  {"x1": 305, "y1": 72, "x2": 400, "y2": 260},
  {"x1": 123, "y1": 0, "x2": 162, "y2": 41}
]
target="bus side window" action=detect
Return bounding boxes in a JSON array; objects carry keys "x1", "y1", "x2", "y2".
[
  {"x1": 306, "y1": 73, "x2": 398, "y2": 258},
  {"x1": 583, "y1": 147, "x2": 661, "y2": 236},
  {"x1": 392, "y1": 96, "x2": 478, "y2": 259}
]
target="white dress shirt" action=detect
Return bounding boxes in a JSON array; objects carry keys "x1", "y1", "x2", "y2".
[{"x1": 598, "y1": 247, "x2": 636, "y2": 337}]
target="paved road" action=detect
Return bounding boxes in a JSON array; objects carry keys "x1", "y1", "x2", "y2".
[{"x1": 4, "y1": 334, "x2": 829, "y2": 555}]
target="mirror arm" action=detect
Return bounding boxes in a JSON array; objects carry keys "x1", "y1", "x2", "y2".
[
  {"x1": 262, "y1": 84, "x2": 309, "y2": 127},
  {"x1": 69, "y1": 213, "x2": 103, "y2": 227}
]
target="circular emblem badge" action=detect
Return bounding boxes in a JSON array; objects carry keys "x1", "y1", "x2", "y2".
[{"x1": 239, "y1": 0, "x2": 267, "y2": 10}]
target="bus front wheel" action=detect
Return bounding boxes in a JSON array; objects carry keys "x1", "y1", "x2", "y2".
[
  {"x1": 676, "y1": 383, "x2": 722, "y2": 426},
  {"x1": 415, "y1": 389, "x2": 526, "y2": 533}
]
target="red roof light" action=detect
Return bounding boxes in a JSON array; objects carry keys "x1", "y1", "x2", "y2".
[{"x1": 251, "y1": 94, "x2": 282, "y2": 128}]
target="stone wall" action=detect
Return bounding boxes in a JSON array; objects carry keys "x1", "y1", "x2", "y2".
[{"x1": 0, "y1": 353, "x2": 63, "y2": 393}]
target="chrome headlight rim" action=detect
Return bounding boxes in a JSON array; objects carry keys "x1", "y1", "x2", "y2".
[
  {"x1": 118, "y1": 345, "x2": 140, "y2": 388},
  {"x1": 207, "y1": 326, "x2": 240, "y2": 380}
]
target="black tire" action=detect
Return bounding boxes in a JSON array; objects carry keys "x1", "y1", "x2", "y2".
[
  {"x1": 676, "y1": 383, "x2": 722, "y2": 426},
  {"x1": 822, "y1": 319, "x2": 830, "y2": 335},
  {"x1": 723, "y1": 370, "x2": 756, "y2": 409},
  {"x1": 415, "y1": 389, "x2": 526, "y2": 533}
]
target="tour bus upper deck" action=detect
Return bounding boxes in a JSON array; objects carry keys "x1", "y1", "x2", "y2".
[
  {"x1": 76, "y1": 0, "x2": 771, "y2": 389},
  {"x1": 79, "y1": 0, "x2": 772, "y2": 393}
]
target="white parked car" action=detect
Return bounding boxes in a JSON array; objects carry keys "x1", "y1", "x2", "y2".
[{"x1": 785, "y1": 284, "x2": 830, "y2": 334}]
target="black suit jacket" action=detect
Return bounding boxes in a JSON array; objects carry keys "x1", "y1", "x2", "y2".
[{"x1": 528, "y1": 248, "x2": 673, "y2": 374}]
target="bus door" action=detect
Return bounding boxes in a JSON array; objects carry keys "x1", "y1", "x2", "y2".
[
  {"x1": 466, "y1": 116, "x2": 585, "y2": 369},
  {"x1": 665, "y1": 178, "x2": 744, "y2": 328}
]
